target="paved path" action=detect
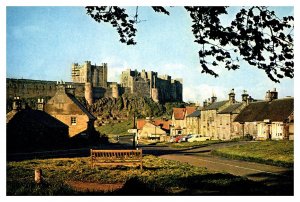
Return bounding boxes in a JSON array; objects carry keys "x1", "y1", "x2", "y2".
[
  {"x1": 141, "y1": 141, "x2": 293, "y2": 184},
  {"x1": 160, "y1": 153, "x2": 292, "y2": 182}
]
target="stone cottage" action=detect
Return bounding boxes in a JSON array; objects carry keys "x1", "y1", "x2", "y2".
[
  {"x1": 170, "y1": 106, "x2": 196, "y2": 136},
  {"x1": 200, "y1": 89, "x2": 238, "y2": 139},
  {"x1": 44, "y1": 85, "x2": 96, "y2": 138},
  {"x1": 186, "y1": 110, "x2": 201, "y2": 134},
  {"x1": 7, "y1": 97, "x2": 69, "y2": 153},
  {"x1": 137, "y1": 118, "x2": 171, "y2": 140},
  {"x1": 234, "y1": 89, "x2": 294, "y2": 140}
]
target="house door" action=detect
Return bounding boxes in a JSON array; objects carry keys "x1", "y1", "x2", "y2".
[{"x1": 271, "y1": 123, "x2": 283, "y2": 140}]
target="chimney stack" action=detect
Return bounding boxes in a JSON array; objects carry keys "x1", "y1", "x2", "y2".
[
  {"x1": 37, "y1": 98, "x2": 45, "y2": 111},
  {"x1": 270, "y1": 88, "x2": 278, "y2": 101},
  {"x1": 12, "y1": 96, "x2": 21, "y2": 111},
  {"x1": 203, "y1": 99, "x2": 208, "y2": 108},
  {"x1": 228, "y1": 88, "x2": 235, "y2": 103},
  {"x1": 211, "y1": 94, "x2": 217, "y2": 103},
  {"x1": 65, "y1": 84, "x2": 76, "y2": 96},
  {"x1": 241, "y1": 90, "x2": 249, "y2": 104}
]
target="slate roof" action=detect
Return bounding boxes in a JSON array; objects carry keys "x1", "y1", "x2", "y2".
[
  {"x1": 7, "y1": 109, "x2": 68, "y2": 128},
  {"x1": 218, "y1": 103, "x2": 243, "y2": 114},
  {"x1": 66, "y1": 93, "x2": 96, "y2": 120},
  {"x1": 173, "y1": 108, "x2": 186, "y2": 120},
  {"x1": 234, "y1": 98, "x2": 294, "y2": 122},
  {"x1": 203, "y1": 101, "x2": 228, "y2": 110},
  {"x1": 187, "y1": 110, "x2": 201, "y2": 118}
]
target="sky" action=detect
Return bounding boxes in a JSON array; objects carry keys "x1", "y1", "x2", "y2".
[{"x1": 6, "y1": 6, "x2": 294, "y2": 103}]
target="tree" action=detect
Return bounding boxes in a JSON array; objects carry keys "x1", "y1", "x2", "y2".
[{"x1": 85, "y1": 6, "x2": 294, "y2": 83}]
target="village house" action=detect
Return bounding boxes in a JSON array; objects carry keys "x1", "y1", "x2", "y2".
[
  {"x1": 137, "y1": 118, "x2": 171, "y2": 141},
  {"x1": 44, "y1": 84, "x2": 97, "y2": 138},
  {"x1": 170, "y1": 106, "x2": 196, "y2": 136},
  {"x1": 200, "y1": 89, "x2": 237, "y2": 139},
  {"x1": 7, "y1": 97, "x2": 69, "y2": 153},
  {"x1": 234, "y1": 89, "x2": 294, "y2": 140},
  {"x1": 216, "y1": 90, "x2": 250, "y2": 140},
  {"x1": 186, "y1": 110, "x2": 201, "y2": 134}
]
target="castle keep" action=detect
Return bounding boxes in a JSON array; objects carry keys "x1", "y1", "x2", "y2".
[
  {"x1": 120, "y1": 69, "x2": 183, "y2": 103},
  {"x1": 7, "y1": 61, "x2": 183, "y2": 105}
]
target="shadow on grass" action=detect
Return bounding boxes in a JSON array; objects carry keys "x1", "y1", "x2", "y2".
[
  {"x1": 244, "y1": 170, "x2": 294, "y2": 195},
  {"x1": 83, "y1": 173, "x2": 277, "y2": 196},
  {"x1": 7, "y1": 170, "x2": 293, "y2": 196}
]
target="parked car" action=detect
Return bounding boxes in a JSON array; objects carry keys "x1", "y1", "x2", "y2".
[
  {"x1": 169, "y1": 136, "x2": 178, "y2": 143},
  {"x1": 169, "y1": 137, "x2": 175, "y2": 143},
  {"x1": 178, "y1": 134, "x2": 192, "y2": 142},
  {"x1": 187, "y1": 134, "x2": 210, "y2": 142},
  {"x1": 174, "y1": 135, "x2": 183, "y2": 143}
]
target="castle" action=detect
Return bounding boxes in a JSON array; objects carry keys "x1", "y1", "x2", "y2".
[{"x1": 7, "y1": 61, "x2": 183, "y2": 105}]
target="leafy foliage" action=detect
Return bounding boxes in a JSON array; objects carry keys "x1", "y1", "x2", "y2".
[{"x1": 86, "y1": 6, "x2": 294, "y2": 83}]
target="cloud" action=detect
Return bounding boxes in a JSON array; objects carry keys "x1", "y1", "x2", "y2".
[
  {"x1": 101, "y1": 56, "x2": 131, "y2": 82},
  {"x1": 183, "y1": 84, "x2": 228, "y2": 103}
]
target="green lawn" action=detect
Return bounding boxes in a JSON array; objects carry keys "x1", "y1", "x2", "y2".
[
  {"x1": 157, "y1": 140, "x2": 224, "y2": 148},
  {"x1": 7, "y1": 155, "x2": 272, "y2": 195},
  {"x1": 96, "y1": 120, "x2": 133, "y2": 136},
  {"x1": 212, "y1": 140, "x2": 294, "y2": 167}
]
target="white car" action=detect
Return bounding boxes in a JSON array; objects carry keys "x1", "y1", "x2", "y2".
[{"x1": 187, "y1": 134, "x2": 210, "y2": 142}]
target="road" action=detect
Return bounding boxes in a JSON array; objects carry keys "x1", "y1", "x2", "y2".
[{"x1": 139, "y1": 141, "x2": 293, "y2": 195}]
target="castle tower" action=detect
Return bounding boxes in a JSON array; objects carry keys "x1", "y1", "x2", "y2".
[
  {"x1": 111, "y1": 84, "x2": 119, "y2": 99},
  {"x1": 228, "y1": 88, "x2": 235, "y2": 103},
  {"x1": 101, "y1": 63, "x2": 108, "y2": 88},
  {"x1": 84, "y1": 61, "x2": 92, "y2": 83},
  {"x1": 151, "y1": 88, "x2": 159, "y2": 103},
  {"x1": 85, "y1": 82, "x2": 93, "y2": 105}
]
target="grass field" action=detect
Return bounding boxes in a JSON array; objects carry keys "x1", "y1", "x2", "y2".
[
  {"x1": 157, "y1": 140, "x2": 224, "y2": 148},
  {"x1": 212, "y1": 140, "x2": 294, "y2": 167},
  {"x1": 96, "y1": 120, "x2": 133, "y2": 136},
  {"x1": 7, "y1": 155, "x2": 274, "y2": 195}
]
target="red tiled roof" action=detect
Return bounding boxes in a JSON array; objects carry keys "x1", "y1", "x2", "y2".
[
  {"x1": 153, "y1": 119, "x2": 171, "y2": 130},
  {"x1": 173, "y1": 108, "x2": 186, "y2": 120},
  {"x1": 137, "y1": 119, "x2": 171, "y2": 131},
  {"x1": 186, "y1": 106, "x2": 197, "y2": 116},
  {"x1": 137, "y1": 119, "x2": 146, "y2": 130}
]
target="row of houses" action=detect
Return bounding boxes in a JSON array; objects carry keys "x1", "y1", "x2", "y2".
[
  {"x1": 137, "y1": 88, "x2": 294, "y2": 141},
  {"x1": 171, "y1": 88, "x2": 294, "y2": 140}
]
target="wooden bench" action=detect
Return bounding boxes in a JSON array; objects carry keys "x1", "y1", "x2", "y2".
[{"x1": 90, "y1": 149, "x2": 143, "y2": 170}]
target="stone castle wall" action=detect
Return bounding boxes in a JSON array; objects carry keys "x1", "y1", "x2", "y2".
[
  {"x1": 7, "y1": 78, "x2": 86, "y2": 99},
  {"x1": 7, "y1": 62, "x2": 183, "y2": 105}
]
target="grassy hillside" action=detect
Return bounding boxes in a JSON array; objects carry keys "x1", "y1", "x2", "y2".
[
  {"x1": 7, "y1": 155, "x2": 273, "y2": 195},
  {"x1": 212, "y1": 140, "x2": 294, "y2": 167},
  {"x1": 96, "y1": 120, "x2": 133, "y2": 136}
]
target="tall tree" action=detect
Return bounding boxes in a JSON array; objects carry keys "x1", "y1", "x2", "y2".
[{"x1": 86, "y1": 6, "x2": 294, "y2": 83}]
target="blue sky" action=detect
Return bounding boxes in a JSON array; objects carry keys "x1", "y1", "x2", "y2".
[{"x1": 6, "y1": 6, "x2": 294, "y2": 103}]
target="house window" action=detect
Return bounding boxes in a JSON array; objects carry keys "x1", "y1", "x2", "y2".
[{"x1": 71, "y1": 117, "x2": 77, "y2": 125}]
